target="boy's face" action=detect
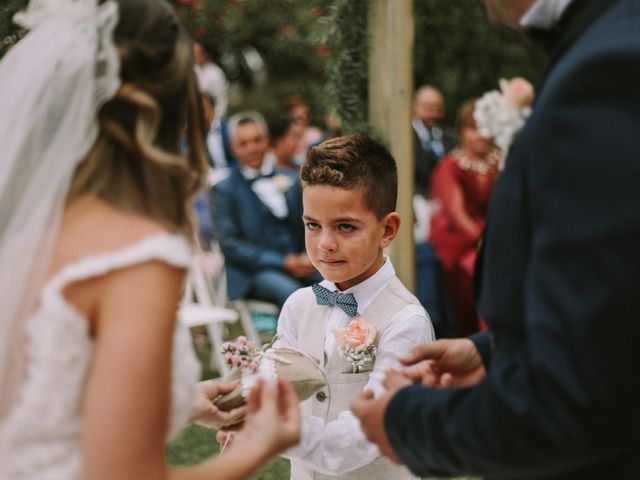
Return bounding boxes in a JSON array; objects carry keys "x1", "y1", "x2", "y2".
[{"x1": 302, "y1": 185, "x2": 399, "y2": 291}]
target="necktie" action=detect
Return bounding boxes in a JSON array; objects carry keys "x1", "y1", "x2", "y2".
[{"x1": 311, "y1": 284, "x2": 358, "y2": 317}]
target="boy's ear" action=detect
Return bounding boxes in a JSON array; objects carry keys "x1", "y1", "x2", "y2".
[{"x1": 380, "y1": 212, "x2": 401, "y2": 248}]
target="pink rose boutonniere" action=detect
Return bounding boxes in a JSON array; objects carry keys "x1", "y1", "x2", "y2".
[{"x1": 334, "y1": 316, "x2": 377, "y2": 373}]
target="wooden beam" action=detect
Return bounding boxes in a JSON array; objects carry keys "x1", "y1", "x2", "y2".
[{"x1": 368, "y1": 0, "x2": 415, "y2": 291}]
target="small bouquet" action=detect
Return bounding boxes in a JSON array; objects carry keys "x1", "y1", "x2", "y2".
[
  {"x1": 474, "y1": 77, "x2": 534, "y2": 170},
  {"x1": 220, "y1": 336, "x2": 262, "y2": 372},
  {"x1": 214, "y1": 335, "x2": 327, "y2": 411},
  {"x1": 334, "y1": 316, "x2": 377, "y2": 373}
]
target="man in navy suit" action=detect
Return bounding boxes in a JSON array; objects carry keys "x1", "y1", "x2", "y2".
[
  {"x1": 213, "y1": 111, "x2": 317, "y2": 308},
  {"x1": 352, "y1": 1, "x2": 640, "y2": 478}
]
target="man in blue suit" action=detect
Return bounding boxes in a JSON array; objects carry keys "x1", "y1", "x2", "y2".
[
  {"x1": 213, "y1": 111, "x2": 317, "y2": 308},
  {"x1": 352, "y1": 1, "x2": 640, "y2": 478}
]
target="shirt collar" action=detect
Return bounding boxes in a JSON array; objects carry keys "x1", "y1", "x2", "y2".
[
  {"x1": 520, "y1": 0, "x2": 573, "y2": 30},
  {"x1": 320, "y1": 256, "x2": 395, "y2": 314},
  {"x1": 520, "y1": 0, "x2": 574, "y2": 30},
  {"x1": 240, "y1": 156, "x2": 274, "y2": 180}
]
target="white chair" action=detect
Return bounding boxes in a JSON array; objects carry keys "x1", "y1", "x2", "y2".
[
  {"x1": 179, "y1": 250, "x2": 238, "y2": 376},
  {"x1": 232, "y1": 298, "x2": 279, "y2": 345}
]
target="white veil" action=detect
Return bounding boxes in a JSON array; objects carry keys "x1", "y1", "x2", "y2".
[{"x1": 0, "y1": 0, "x2": 120, "y2": 417}]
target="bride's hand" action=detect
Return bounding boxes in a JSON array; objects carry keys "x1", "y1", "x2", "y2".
[
  {"x1": 189, "y1": 380, "x2": 247, "y2": 429},
  {"x1": 228, "y1": 378, "x2": 300, "y2": 459}
]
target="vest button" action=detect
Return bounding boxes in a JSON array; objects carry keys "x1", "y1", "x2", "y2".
[{"x1": 315, "y1": 391, "x2": 327, "y2": 402}]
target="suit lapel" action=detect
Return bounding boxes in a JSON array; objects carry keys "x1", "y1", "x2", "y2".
[{"x1": 533, "y1": 0, "x2": 618, "y2": 94}]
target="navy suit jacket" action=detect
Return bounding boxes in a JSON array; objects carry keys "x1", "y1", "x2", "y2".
[
  {"x1": 386, "y1": 1, "x2": 640, "y2": 478},
  {"x1": 212, "y1": 167, "x2": 305, "y2": 300}
]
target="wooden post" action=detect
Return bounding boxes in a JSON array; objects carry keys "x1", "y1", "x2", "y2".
[{"x1": 368, "y1": 0, "x2": 415, "y2": 291}]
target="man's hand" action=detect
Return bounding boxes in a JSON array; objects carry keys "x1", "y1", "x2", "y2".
[
  {"x1": 351, "y1": 370, "x2": 411, "y2": 465},
  {"x1": 400, "y1": 338, "x2": 485, "y2": 388},
  {"x1": 189, "y1": 380, "x2": 247, "y2": 429}
]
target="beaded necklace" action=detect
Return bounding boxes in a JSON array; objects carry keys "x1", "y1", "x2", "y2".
[{"x1": 452, "y1": 148, "x2": 500, "y2": 176}]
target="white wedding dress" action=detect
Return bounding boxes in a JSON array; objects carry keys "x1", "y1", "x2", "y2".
[{"x1": 0, "y1": 233, "x2": 200, "y2": 479}]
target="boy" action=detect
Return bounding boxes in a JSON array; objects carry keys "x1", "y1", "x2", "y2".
[{"x1": 275, "y1": 135, "x2": 434, "y2": 479}]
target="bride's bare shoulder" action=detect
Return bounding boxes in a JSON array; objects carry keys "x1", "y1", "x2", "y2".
[{"x1": 50, "y1": 196, "x2": 171, "y2": 274}]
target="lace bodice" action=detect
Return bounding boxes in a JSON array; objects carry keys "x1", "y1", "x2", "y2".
[{"x1": 0, "y1": 233, "x2": 200, "y2": 479}]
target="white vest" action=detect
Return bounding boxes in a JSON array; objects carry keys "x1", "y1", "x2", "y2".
[{"x1": 290, "y1": 277, "x2": 418, "y2": 480}]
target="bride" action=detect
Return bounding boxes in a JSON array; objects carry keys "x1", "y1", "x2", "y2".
[{"x1": 0, "y1": 0, "x2": 299, "y2": 478}]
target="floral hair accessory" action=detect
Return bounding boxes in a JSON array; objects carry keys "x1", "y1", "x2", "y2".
[
  {"x1": 334, "y1": 316, "x2": 377, "y2": 373},
  {"x1": 474, "y1": 77, "x2": 534, "y2": 170}
]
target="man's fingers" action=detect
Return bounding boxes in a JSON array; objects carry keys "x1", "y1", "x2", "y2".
[
  {"x1": 383, "y1": 369, "x2": 412, "y2": 392},
  {"x1": 440, "y1": 373, "x2": 453, "y2": 388},
  {"x1": 400, "y1": 341, "x2": 447, "y2": 365}
]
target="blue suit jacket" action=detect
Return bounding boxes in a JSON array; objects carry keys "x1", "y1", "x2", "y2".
[
  {"x1": 386, "y1": 1, "x2": 640, "y2": 478},
  {"x1": 212, "y1": 167, "x2": 305, "y2": 300}
]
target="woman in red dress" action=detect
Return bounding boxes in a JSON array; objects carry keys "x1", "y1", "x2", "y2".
[{"x1": 429, "y1": 100, "x2": 499, "y2": 337}]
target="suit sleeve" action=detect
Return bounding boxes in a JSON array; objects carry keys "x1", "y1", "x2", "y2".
[
  {"x1": 384, "y1": 46, "x2": 640, "y2": 477},
  {"x1": 212, "y1": 182, "x2": 285, "y2": 270}
]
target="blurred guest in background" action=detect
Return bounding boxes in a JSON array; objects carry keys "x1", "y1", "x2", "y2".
[
  {"x1": 428, "y1": 100, "x2": 499, "y2": 336},
  {"x1": 412, "y1": 85, "x2": 458, "y2": 338},
  {"x1": 265, "y1": 114, "x2": 305, "y2": 172},
  {"x1": 412, "y1": 85, "x2": 457, "y2": 198},
  {"x1": 193, "y1": 41, "x2": 228, "y2": 121},
  {"x1": 284, "y1": 95, "x2": 324, "y2": 156},
  {"x1": 213, "y1": 111, "x2": 318, "y2": 309}
]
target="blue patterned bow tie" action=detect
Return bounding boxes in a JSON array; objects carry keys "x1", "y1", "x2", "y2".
[{"x1": 311, "y1": 284, "x2": 358, "y2": 317}]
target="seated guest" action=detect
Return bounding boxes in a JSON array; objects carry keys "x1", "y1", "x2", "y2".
[
  {"x1": 213, "y1": 111, "x2": 318, "y2": 308},
  {"x1": 428, "y1": 100, "x2": 499, "y2": 337},
  {"x1": 284, "y1": 95, "x2": 324, "y2": 156},
  {"x1": 265, "y1": 114, "x2": 305, "y2": 172}
]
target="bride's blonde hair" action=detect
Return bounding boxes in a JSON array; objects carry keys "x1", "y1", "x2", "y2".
[{"x1": 68, "y1": 0, "x2": 207, "y2": 239}]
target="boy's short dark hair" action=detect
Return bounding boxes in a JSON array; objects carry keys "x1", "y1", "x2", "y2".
[{"x1": 301, "y1": 135, "x2": 397, "y2": 219}]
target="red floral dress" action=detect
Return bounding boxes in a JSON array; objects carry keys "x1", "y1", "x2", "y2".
[{"x1": 428, "y1": 150, "x2": 498, "y2": 336}]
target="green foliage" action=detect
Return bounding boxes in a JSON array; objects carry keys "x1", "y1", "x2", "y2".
[
  {"x1": 170, "y1": 0, "x2": 330, "y2": 121},
  {"x1": 414, "y1": 0, "x2": 546, "y2": 124},
  {"x1": 0, "y1": 0, "x2": 27, "y2": 57},
  {"x1": 318, "y1": 0, "x2": 372, "y2": 136}
]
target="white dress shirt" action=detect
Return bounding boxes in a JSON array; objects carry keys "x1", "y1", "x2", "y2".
[
  {"x1": 240, "y1": 158, "x2": 289, "y2": 219},
  {"x1": 520, "y1": 0, "x2": 574, "y2": 29},
  {"x1": 275, "y1": 258, "x2": 434, "y2": 475},
  {"x1": 206, "y1": 119, "x2": 230, "y2": 170}
]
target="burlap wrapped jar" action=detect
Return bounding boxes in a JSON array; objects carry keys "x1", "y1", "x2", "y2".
[{"x1": 214, "y1": 347, "x2": 328, "y2": 411}]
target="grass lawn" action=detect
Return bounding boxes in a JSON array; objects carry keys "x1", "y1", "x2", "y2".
[{"x1": 166, "y1": 423, "x2": 290, "y2": 479}]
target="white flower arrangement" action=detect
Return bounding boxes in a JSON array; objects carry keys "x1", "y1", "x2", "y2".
[{"x1": 474, "y1": 77, "x2": 534, "y2": 170}]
